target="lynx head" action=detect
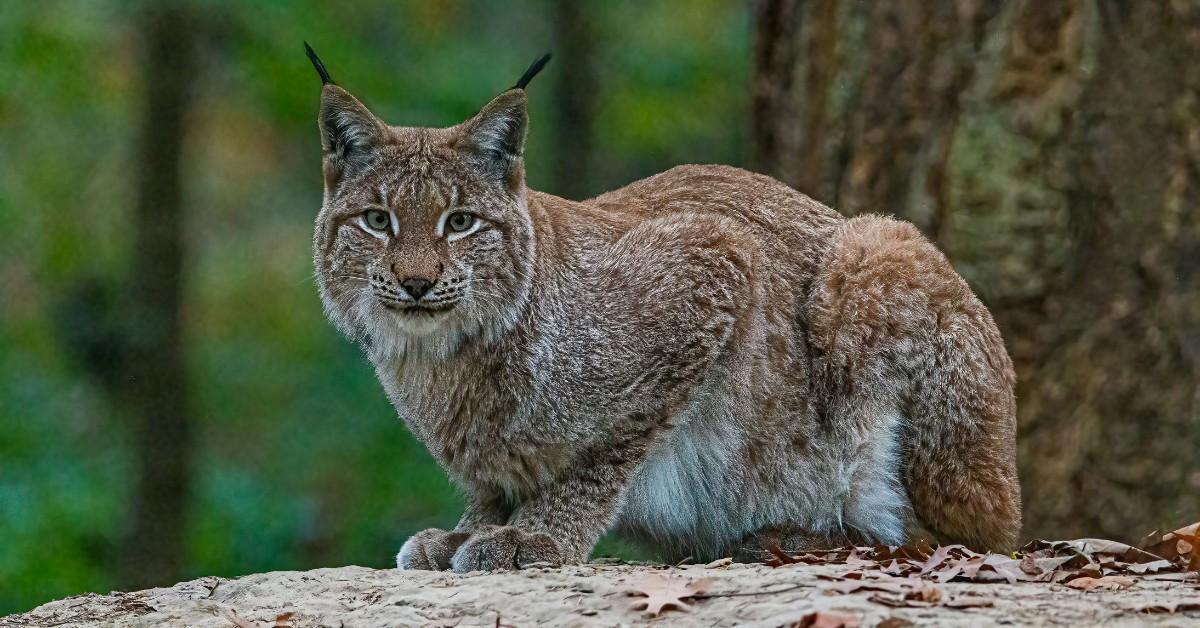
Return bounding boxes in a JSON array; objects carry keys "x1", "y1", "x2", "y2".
[{"x1": 308, "y1": 45, "x2": 550, "y2": 360}]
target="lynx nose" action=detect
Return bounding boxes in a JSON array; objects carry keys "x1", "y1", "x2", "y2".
[{"x1": 400, "y1": 277, "x2": 433, "y2": 300}]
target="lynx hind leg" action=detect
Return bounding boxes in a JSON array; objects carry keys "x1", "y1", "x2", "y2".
[{"x1": 811, "y1": 215, "x2": 1022, "y2": 552}]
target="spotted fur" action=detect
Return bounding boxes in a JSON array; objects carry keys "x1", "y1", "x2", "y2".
[{"x1": 311, "y1": 77, "x2": 1021, "y2": 571}]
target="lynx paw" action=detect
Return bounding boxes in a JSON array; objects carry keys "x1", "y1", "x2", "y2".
[
  {"x1": 450, "y1": 525, "x2": 564, "y2": 572},
  {"x1": 396, "y1": 528, "x2": 470, "y2": 571}
]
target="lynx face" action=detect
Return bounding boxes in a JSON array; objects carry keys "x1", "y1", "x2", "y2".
[{"x1": 313, "y1": 84, "x2": 536, "y2": 360}]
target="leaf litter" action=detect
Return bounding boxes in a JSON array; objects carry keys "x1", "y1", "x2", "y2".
[
  {"x1": 620, "y1": 521, "x2": 1200, "y2": 618},
  {"x1": 762, "y1": 521, "x2": 1200, "y2": 613}
]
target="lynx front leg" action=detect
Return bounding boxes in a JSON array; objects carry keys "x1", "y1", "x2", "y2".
[
  {"x1": 449, "y1": 477, "x2": 617, "y2": 571},
  {"x1": 450, "y1": 435, "x2": 651, "y2": 572},
  {"x1": 396, "y1": 492, "x2": 510, "y2": 571}
]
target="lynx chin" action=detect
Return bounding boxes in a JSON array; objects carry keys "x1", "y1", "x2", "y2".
[{"x1": 307, "y1": 46, "x2": 1020, "y2": 572}]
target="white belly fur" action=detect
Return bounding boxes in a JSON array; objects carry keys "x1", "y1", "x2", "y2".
[{"x1": 615, "y1": 405, "x2": 910, "y2": 558}]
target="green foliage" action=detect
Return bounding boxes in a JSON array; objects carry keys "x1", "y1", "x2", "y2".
[{"x1": 0, "y1": 0, "x2": 748, "y2": 614}]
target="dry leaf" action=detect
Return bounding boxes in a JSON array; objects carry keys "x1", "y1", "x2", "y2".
[
  {"x1": 1126, "y1": 559, "x2": 1176, "y2": 574},
  {"x1": 753, "y1": 529, "x2": 1194, "y2": 593},
  {"x1": 625, "y1": 574, "x2": 714, "y2": 616},
  {"x1": 1022, "y1": 538, "x2": 1168, "y2": 567},
  {"x1": 876, "y1": 539, "x2": 936, "y2": 562},
  {"x1": 218, "y1": 608, "x2": 294, "y2": 628},
  {"x1": 219, "y1": 608, "x2": 258, "y2": 628},
  {"x1": 943, "y1": 597, "x2": 995, "y2": 609},
  {"x1": 820, "y1": 578, "x2": 912, "y2": 596},
  {"x1": 1065, "y1": 575, "x2": 1136, "y2": 591},
  {"x1": 949, "y1": 553, "x2": 1023, "y2": 584},
  {"x1": 866, "y1": 582, "x2": 945, "y2": 608},
  {"x1": 876, "y1": 618, "x2": 914, "y2": 628},
  {"x1": 1145, "y1": 522, "x2": 1200, "y2": 565},
  {"x1": 1019, "y1": 554, "x2": 1078, "y2": 577},
  {"x1": 704, "y1": 557, "x2": 733, "y2": 569},
  {"x1": 789, "y1": 610, "x2": 861, "y2": 628},
  {"x1": 764, "y1": 543, "x2": 860, "y2": 567},
  {"x1": 908, "y1": 584, "x2": 944, "y2": 604},
  {"x1": 919, "y1": 544, "x2": 974, "y2": 575},
  {"x1": 1143, "y1": 572, "x2": 1200, "y2": 582},
  {"x1": 764, "y1": 542, "x2": 803, "y2": 567},
  {"x1": 1134, "y1": 597, "x2": 1200, "y2": 614},
  {"x1": 867, "y1": 593, "x2": 934, "y2": 608}
]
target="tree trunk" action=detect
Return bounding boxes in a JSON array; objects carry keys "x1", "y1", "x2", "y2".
[
  {"x1": 550, "y1": 0, "x2": 598, "y2": 200},
  {"x1": 752, "y1": 0, "x2": 1200, "y2": 541},
  {"x1": 118, "y1": 5, "x2": 197, "y2": 589}
]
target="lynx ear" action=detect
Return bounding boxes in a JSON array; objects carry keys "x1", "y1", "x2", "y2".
[
  {"x1": 317, "y1": 86, "x2": 387, "y2": 185},
  {"x1": 457, "y1": 54, "x2": 551, "y2": 188},
  {"x1": 458, "y1": 89, "x2": 529, "y2": 186},
  {"x1": 305, "y1": 44, "x2": 386, "y2": 186}
]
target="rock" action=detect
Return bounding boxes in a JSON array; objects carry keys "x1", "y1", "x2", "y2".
[{"x1": 4, "y1": 562, "x2": 1196, "y2": 627}]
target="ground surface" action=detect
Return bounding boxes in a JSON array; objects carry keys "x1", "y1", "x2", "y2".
[{"x1": 4, "y1": 559, "x2": 1199, "y2": 628}]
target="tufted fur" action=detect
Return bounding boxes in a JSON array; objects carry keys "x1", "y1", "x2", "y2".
[{"x1": 311, "y1": 72, "x2": 1020, "y2": 571}]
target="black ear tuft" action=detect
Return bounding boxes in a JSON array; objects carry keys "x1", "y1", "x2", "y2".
[
  {"x1": 304, "y1": 41, "x2": 334, "y2": 85},
  {"x1": 513, "y1": 53, "x2": 552, "y2": 90}
]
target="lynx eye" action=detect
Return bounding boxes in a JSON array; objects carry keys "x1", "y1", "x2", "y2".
[
  {"x1": 446, "y1": 212, "x2": 476, "y2": 234},
  {"x1": 363, "y1": 209, "x2": 390, "y2": 232}
]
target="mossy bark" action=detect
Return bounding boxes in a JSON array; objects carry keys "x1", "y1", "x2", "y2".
[{"x1": 752, "y1": 0, "x2": 1200, "y2": 540}]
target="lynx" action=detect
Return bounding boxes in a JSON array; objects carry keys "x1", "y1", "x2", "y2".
[{"x1": 307, "y1": 46, "x2": 1021, "y2": 572}]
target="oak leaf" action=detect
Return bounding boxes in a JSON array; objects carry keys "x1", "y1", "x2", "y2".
[
  {"x1": 1065, "y1": 575, "x2": 1136, "y2": 591},
  {"x1": 789, "y1": 610, "x2": 861, "y2": 628},
  {"x1": 625, "y1": 573, "x2": 714, "y2": 616}
]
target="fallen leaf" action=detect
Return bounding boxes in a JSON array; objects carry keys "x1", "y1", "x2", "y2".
[
  {"x1": 929, "y1": 557, "x2": 966, "y2": 583},
  {"x1": 219, "y1": 608, "x2": 257, "y2": 628},
  {"x1": 961, "y1": 554, "x2": 1023, "y2": 584},
  {"x1": 1134, "y1": 597, "x2": 1200, "y2": 613},
  {"x1": 867, "y1": 593, "x2": 936, "y2": 608},
  {"x1": 876, "y1": 539, "x2": 937, "y2": 562},
  {"x1": 866, "y1": 582, "x2": 944, "y2": 608},
  {"x1": 1126, "y1": 559, "x2": 1176, "y2": 574},
  {"x1": 764, "y1": 542, "x2": 803, "y2": 567},
  {"x1": 789, "y1": 610, "x2": 861, "y2": 628},
  {"x1": 1145, "y1": 522, "x2": 1200, "y2": 570},
  {"x1": 919, "y1": 544, "x2": 973, "y2": 575},
  {"x1": 820, "y1": 578, "x2": 912, "y2": 596},
  {"x1": 217, "y1": 609, "x2": 294, "y2": 628},
  {"x1": 1143, "y1": 572, "x2": 1200, "y2": 582},
  {"x1": 875, "y1": 618, "x2": 914, "y2": 628},
  {"x1": 1065, "y1": 575, "x2": 1136, "y2": 591},
  {"x1": 1019, "y1": 554, "x2": 1078, "y2": 577},
  {"x1": 625, "y1": 574, "x2": 714, "y2": 616},
  {"x1": 1022, "y1": 538, "x2": 1170, "y2": 568},
  {"x1": 704, "y1": 557, "x2": 733, "y2": 569},
  {"x1": 943, "y1": 597, "x2": 995, "y2": 609}
]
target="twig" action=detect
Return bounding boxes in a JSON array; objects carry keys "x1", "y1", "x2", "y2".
[{"x1": 692, "y1": 583, "x2": 812, "y2": 599}]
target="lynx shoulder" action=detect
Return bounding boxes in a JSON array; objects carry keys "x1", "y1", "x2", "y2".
[{"x1": 307, "y1": 47, "x2": 1021, "y2": 571}]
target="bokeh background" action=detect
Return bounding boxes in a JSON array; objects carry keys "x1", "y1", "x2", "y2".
[{"x1": 1, "y1": 0, "x2": 1196, "y2": 615}]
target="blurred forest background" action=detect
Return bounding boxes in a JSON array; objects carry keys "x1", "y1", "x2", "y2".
[{"x1": 1, "y1": 0, "x2": 1196, "y2": 615}]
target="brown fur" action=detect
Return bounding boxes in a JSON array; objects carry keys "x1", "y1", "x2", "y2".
[{"x1": 311, "y1": 73, "x2": 1020, "y2": 571}]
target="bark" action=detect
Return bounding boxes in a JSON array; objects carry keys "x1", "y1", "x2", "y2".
[
  {"x1": 1015, "y1": 0, "x2": 1200, "y2": 539},
  {"x1": 550, "y1": 0, "x2": 598, "y2": 200},
  {"x1": 753, "y1": 0, "x2": 1200, "y2": 541},
  {"x1": 117, "y1": 5, "x2": 197, "y2": 590},
  {"x1": 751, "y1": 0, "x2": 803, "y2": 179}
]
